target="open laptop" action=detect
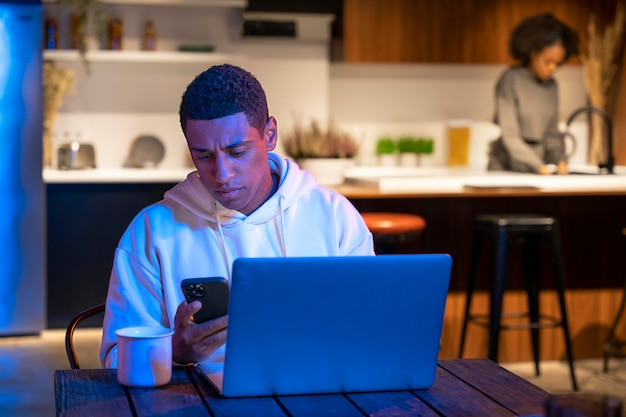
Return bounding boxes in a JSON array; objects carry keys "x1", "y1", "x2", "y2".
[{"x1": 197, "y1": 254, "x2": 452, "y2": 397}]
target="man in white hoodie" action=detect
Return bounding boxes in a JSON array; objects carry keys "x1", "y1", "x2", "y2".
[{"x1": 100, "y1": 64, "x2": 375, "y2": 368}]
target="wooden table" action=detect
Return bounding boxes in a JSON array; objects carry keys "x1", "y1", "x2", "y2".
[{"x1": 55, "y1": 358, "x2": 550, "y2": 416}]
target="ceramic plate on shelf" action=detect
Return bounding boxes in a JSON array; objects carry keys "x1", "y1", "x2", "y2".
[{"x1": 129, "y1": 135, "x2": 165, "y2": 168}]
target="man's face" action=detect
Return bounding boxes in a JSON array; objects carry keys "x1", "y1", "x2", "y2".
[{"x1": 186, "y1": 112, "x2": 277, "y2": 215}]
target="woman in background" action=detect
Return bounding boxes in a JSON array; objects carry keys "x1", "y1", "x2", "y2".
[{"x1": 487, "y1": 14, "x2": 579, "y2": 174}]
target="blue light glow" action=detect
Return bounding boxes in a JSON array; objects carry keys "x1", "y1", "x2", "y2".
[
  {"x1": 0, "y1": 1, "x2": 45, "y2": 334},
  {"x1": 0, "y1": 3, "x2": 20, "y2": 327}
]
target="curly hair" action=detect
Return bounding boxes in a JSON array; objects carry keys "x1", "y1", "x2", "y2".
[
  {"x1": 509, "y1": 14, "x2": 579, "y2": 66},
  {"x1": 179, "y1": 64, "x2": 269, "y2": 135}
]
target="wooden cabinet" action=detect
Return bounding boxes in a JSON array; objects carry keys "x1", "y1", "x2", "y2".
[{"x1": 343, "y1": 0, "x2": 618, "y2": 64}]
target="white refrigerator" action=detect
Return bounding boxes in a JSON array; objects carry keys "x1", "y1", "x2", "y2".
[{"x1": 0, "y1": 0, "x2": 45, "y2": 335}]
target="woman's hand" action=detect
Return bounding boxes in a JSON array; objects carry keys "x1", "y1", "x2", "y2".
[
  {"x1": 537, "y1": 165, "x2": 552, "y2": 175},
  {"x1": 556, "y1": 161, "x2": 569, "y2": 175},
  {"x1": 172, "y1": 300, "x2": 228, "y2": 364}
]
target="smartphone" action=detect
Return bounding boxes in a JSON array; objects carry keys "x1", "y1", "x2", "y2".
[{"x1": 181, "y1": 277, "x2": 229, "y2": 324}]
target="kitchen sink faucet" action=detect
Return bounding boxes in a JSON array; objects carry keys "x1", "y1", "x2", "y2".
[{"x1": 566, "y1": 106, "x2": 615, "y2": 174}]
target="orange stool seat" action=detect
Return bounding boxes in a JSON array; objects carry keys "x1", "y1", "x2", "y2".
[{"x1": 360, "y1": 212, "x2": 426, "y2": 254}]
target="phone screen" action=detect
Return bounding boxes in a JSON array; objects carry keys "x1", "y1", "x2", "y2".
[{"x1": 181, "y1": 277, "x2": 229, "y2": 324}]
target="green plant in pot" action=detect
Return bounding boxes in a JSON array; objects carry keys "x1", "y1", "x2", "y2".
[
  {"x1": 398, "y1": 136, "x2": 419, "y2": 166},
  {"x1": 416, "y1": 136, "x2": 435, "y2": 165},
  {"x1": 376, "y1": 136, "x2": 396, "y2": 154},
  {"x1": 398, "y1": 136, "x2": 418, "y2": 153},
  {"x1": 375, "y1": 136, "x2": 398, "y2": 166}
]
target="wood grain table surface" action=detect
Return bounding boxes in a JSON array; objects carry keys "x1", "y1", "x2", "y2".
[{"x1": 55, "y1": 358, "x2": 550, "y2": 417}]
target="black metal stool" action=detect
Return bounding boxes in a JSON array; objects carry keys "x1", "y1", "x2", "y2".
[
  {"x1": 603, "y1": 227, "x2": 626, "y2": 372},
  {"x1": 458, "y1": 214, "x2": 578, "y2": 391},
  {"x1": 604, "y1": 278, "x2": 626, "y2": 372},
  {"x1": 360, "y1": 212, "x2": 426, "y2": 254}
]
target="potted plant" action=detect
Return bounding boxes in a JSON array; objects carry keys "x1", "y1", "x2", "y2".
[
  {"x1": 375, "y1": 136, "x2": 398, "y2": 167},
  {"x1": 416, "y1": 136, "x2": 435, "y2": 166},
  {"x1": 59, "y1": 0, "x2": 111, "y2": 73},
  {"x1": 282, "y1": 119, "x2": 360, "y2": 185},
  {"x1": 398, "y1": 135, "x2": 419, "y2": 167}
]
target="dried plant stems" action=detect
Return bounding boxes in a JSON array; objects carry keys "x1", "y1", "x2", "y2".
[
  {"x1": 282, "y1": 119, "x2": 360, "y2": 159},
  {"x1": 43, "y1": 61, "x2": 75, "y2": 166},
  {"x1": 582, "y1": 2, "x2": 625, "y2": 165}
]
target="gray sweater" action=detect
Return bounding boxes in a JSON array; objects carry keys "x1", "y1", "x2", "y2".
[{"x1": 487, "y1": 66, "x2": 564, "y2": 173}]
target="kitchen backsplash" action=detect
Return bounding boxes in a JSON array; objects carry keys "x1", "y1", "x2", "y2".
[
  {"x1": 51, "y1": 113, "x2": 189, "y2": 170},
  {"x1": 51, "y1": 61, "x2": 589, "y2": 171}
]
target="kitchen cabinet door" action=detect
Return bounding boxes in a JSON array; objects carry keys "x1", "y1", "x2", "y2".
[
  {"x1": 342, "y1": 0, "x2": 616, "y2": 64},
  {"x1": 46, "y1": 182, "x2": 175, "y2": 328}
]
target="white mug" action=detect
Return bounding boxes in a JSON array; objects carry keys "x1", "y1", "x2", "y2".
[{"x1": 115, "y1": 326, "x2": 174, "y2": 387}]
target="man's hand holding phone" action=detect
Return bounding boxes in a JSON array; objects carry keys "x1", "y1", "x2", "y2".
[
  {"x1": 173, "y1": 277, "x2": 230, "y2": 364},
  {"x1": 181, "y1": 277, "x2": 229, "y2": 323}
]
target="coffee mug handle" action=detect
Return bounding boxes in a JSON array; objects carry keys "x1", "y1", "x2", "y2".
[{"x1": 561, "y1": 131, "x2": 577, "y2": 162}]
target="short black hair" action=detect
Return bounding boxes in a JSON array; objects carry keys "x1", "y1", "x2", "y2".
[
  {"x1": 179, "y1": 64, "x2": 269, "y2": 135},
  {"x1": 509, "y1": 14, "x2": 579, "y2": 66}
]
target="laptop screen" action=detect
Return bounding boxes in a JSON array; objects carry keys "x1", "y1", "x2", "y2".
[{"x1": 201, "y1": 254, "x2": 452, "y2": 397}]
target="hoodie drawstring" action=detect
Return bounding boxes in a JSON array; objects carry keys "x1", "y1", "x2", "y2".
[
  {"x1": 277, "y1": 195, "x2": 287, "y2": 257},
  {"x1": 212, "y1": 201, "x2": 231, "y2": 282},
  {"x1": 211, "y1": 195, "x2": 287, "y2": 277}
]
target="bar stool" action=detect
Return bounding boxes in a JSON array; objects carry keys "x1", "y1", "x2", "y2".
[
  {"x1": 458, "y1": 214, "x2": 578, "y2": 391},
  {"x1": 360, "y1": 212, "x2": 426, "y2": 254},
  {"x1": 603, "y1": 227, "x2": 626, "y2": 372},
  {"x1": 604, "y1": 277, "x2": 626, "y2": 372}
]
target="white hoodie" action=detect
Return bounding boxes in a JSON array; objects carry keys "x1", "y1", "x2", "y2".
[{"x1": 100, "y1": 153, "x2": 374, "y2": 368}]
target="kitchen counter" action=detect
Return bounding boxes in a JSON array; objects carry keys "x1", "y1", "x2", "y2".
[
  {"x1": 43, "y1": 167, "x2": 193, "y2": 184},
  {"x1": 339, "y1": 165, "x2": 626, "y2": 197},
  {"x1": 43, "y1": 165, "x2": 626, "y2": 197}
]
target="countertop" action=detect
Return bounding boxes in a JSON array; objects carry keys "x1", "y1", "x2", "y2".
[
  {"x1": 43, "y1": 165, "x2": 626, "y2": 197},
  {"x1": 339, "y1": 165, "x2": 626, "y2": 197},
  {"x1": 43, "y1": 167, "x2": 193, "y2": 184}
]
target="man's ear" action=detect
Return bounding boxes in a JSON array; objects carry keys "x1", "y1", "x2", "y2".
[{"x1": 264, "y1": 116, "x2": 278, "y2": 151}]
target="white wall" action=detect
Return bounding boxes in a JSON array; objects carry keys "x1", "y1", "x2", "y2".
[
  {"x1": 53, "y1": 54, "x2": 329, "y2": 169},
  {"x1": 329, "y1": 63, "x2": 590, "y2": 166}
]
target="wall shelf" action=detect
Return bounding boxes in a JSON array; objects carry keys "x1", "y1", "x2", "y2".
[
  {"x1": 43, "y1": 50, "x2": 246, "y2": 64},
  {"x1": 42, "y1": 0, "x2": 247, "y2": 7}
]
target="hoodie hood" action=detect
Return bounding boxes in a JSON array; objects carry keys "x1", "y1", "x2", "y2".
[{"x1": 164, "y1": 153, "x2": 317, "y2": 226}]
